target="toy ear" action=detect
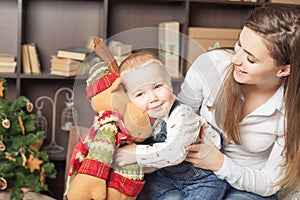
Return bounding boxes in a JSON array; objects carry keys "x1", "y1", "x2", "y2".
[
  {"x1": 111, "y1": 84, "x2": 129, "y2": 115},
  {"x1": 110, "y1": 78, "x2": 121, "y2": 92},
  {"x1": 91, "y1": 78, "x2": 123, "y2": 112},
  {"x1": 93, "y1": 37, "x2": 119, "y2": 73},
  {"x1": 124, "y1": 102, "x2": 152, "y2": 142}
]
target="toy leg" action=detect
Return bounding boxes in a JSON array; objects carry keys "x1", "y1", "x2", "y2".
[{"x1": 107, "y1": 187, "x2": 136, "y2": 200}]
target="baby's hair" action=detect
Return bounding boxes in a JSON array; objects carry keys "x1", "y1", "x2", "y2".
[{"x1": 120, "y1": 51, "x2": 163, "y2": 74}]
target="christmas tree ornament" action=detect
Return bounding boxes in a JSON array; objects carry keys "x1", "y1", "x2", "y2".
[
  {"x1": 29, "y1": 138, "x2": 44, "y2": 152},
  {"x1": 25, "y1": 154, "x2": 43, "y2": 173},
  {"x1": 18, "y1": 115, "x2": 25, "y2": 135},
  {"x1": 19, "y1": 148, "x2": 27, "y2": 167},
  {"x1": 40, "y1": 167, "x2": 46, "y2": 184},
  {"x1": 25, "y1": 99, "x2": 34, "y2": 113},
  {"x1": 1, "y1": 114, "x2": 10, "y2": 129},
  {"x1": 0, "y1": 177, "x2": 7, "y2": 190},
  {"x1": 5, "y1": 152, "x2": 16, "y2": 162},
  {"x1": 0, "y1": 80, "x2": 5, "y2": 97},
  {"x1": 0, "y1": 135, "x2": 5, "y2": 151}
]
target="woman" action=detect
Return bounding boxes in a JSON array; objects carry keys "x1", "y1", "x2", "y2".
[{"x1": 179, "y1": 5, "x2": 299, "y2": 199}]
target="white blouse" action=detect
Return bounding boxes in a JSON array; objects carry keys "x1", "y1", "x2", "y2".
[{"x1": 178, "y1": 49, "x2": 285, "y2": 196}]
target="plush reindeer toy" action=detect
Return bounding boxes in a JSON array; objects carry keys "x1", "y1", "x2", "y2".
[{"x1": 66, "y1": 37, "x2": 152, "y2": 200}]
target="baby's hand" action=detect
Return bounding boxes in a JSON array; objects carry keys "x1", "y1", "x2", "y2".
[
  {"x1": 114, "y1": 143, "x2": 137, "y2": 166},
  {"x1": 144, "y1": 167, "x2": 156, "y2": 174}
]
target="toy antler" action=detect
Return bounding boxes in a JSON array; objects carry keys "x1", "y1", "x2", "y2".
[{"x1": 93, "y1": 37, "x2": 119, "y2": 73}]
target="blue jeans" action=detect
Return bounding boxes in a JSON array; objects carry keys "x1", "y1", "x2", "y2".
[
  {"x1": 149, "y1": 186, "x2": 278, "y2": 200},
  {"x1": 138, "y1": 162, "x2": 229, "y2": 200},
  {"x1": 223, "y1": 188, "x2": 278, "y2": 200}
]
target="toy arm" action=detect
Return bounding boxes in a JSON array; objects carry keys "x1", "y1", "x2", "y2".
[
  {"x1": 78, "y1": 122, "x2": 117, "y2": 178},
  {"x1": 67, "y1": 121, "x2": 118, "y2": 200}
]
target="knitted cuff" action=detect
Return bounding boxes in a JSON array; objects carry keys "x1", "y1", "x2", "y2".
[
  {"x1": 107, "y1": 171, "x2": 145, "y2": 197},
  {"x1": 78, "y1": 159, "x2": 111, "y2": 180}
]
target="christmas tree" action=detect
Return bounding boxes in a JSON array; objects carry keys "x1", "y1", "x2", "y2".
[{"x1": 0, "y1": 78, "x2": 56, "y2": 200}]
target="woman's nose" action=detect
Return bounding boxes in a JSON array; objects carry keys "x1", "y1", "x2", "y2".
[{"x1": 231, "y1": 50, "x2": 243, "y2": 66}]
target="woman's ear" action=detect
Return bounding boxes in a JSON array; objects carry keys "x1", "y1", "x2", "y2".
[{"x1": 276, "y1": 64, "x2": 290, "y2": 77}]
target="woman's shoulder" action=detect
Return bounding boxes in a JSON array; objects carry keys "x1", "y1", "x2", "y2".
[
  {"x1": 195, "y1": 48, "x2": 232, "y2": 63},
  {"x1": 191, "y1": 49, "x2": 233, "y2": 72},
  {"x1": 187, "y1": 49, "x2": 232, "y2": 81}
]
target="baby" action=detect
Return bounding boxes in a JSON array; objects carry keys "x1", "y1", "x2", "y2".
[{"x1": 114, "y1": 51, "x2": 228, "y2": 200}]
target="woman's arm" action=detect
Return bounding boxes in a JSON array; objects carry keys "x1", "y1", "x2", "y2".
[{"x1": 186, "y1": 131, "x2": 285, "y2": 196}]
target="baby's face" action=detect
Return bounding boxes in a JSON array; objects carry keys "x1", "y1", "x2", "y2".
[{"x1": 129, "y1": 82, "x2": 174, "y2": 119}]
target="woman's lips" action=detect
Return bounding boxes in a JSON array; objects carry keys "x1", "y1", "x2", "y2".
[{"x1": 235, "y1": 67, "x2": 247, "y2": 74}]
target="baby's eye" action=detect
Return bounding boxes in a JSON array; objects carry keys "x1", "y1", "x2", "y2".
[
  {"x1": 135, "y1": 92, "x2": 144, "y2": 98},
  {"x1": 154, "y1": 84, "x2": 163, "y2": 89}
]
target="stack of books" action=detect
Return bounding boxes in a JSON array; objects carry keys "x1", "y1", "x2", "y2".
[
  {"x1": 50, "y1": 47, "x2": 91, "y2": 77},
  {"x1": 108, "y1": 41, "x2": 132, "y2": 65},
  {"x1": 56, "y1": 47, "x2": 91, "y2": 61},
  {"x1": 0, "y1": 53, "x2": 17, "y2": 73},
  {"x1": 22, "y1": 43, "x2": 41, "y2": 74},
  {"x1": 50, "y1": 56, "x2": 82, "y2": 77}
]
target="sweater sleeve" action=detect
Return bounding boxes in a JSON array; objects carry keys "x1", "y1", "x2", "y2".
[
  {"x1": 178, "y1": 62, "x2": 205, "y2": 114},
  {"x1": 178, "y1": 49, "x2": 232, "y2": 114},
  {"x1": 215, "y1": 135, "x2": 285, "y2": 196},
  {"x1": 136, "y1": 105, "x2": 200, "y2": 168}
]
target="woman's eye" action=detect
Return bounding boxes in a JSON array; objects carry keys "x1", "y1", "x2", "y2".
[{"x1": 247, "y1": 57, "x2": 255, "y2": 64}]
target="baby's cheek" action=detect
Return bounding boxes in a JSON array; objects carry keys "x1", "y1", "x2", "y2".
[{"x1": 130, "y1": 98, "x2": 148, "y2": 112}]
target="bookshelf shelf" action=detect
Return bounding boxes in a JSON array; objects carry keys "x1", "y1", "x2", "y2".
[{"x1": 0, "y1": 0, "x2": 299, "y2": 199}]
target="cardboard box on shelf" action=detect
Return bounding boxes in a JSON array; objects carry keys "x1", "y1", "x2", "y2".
[
  {"x1": 269, "y1": 0, "x2": 300, "y2": 4},
  {"x1": 188, "y1": 27, "x2": 240, "y2": 51},
  {"x1": 186, "y1": 27, "x2": 240, "y2": 72}
]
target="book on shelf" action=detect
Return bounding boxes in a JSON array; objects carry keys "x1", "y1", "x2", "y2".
[
  {"x1": 50, "y1": 69, "x2": 78, "y2": 77},
  {"x1": 27, "y1": 43, "x2": 41, "y2": 74},
  {"x1": 158, "y1": 21, "x2": 180, "y2": 77},
  {"x1": 50, "y1": 56, "x2": 82, "y2": 72},
  {"x1": 21, "y1": 44, "x2": 32, "y2": 74},
  {"x1": 0, "y1": 53, "x2": 15, "y2": 62},
  {"x1": 0, "y1": 61, "x2": 17, "y2": 73},
  {"x1": 57, "y1": 47, "x2": 91, "y2": 61}
]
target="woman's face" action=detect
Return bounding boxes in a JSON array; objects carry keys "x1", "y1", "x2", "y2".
[{"x1": 231, "y1": 27, "x2": 282, "y2": 88}]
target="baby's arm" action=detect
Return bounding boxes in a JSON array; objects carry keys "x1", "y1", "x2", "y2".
[
  {"x1": 114, "y1": 103, "x2": 221, "y2": 169},
  {"x1": 114, "y1": 104, "x2": 198, "y2": 167},
  {"x1": 136, "y1": 104, "x2": 203, "y2": 168}
]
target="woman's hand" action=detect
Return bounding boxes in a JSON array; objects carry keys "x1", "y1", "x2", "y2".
[
  {"x1": 185, "y1": 128, "x2": 225, "y2": 172},
  {"x1": 114, "y1": 143, "x2": 137, "y2": 166}
]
